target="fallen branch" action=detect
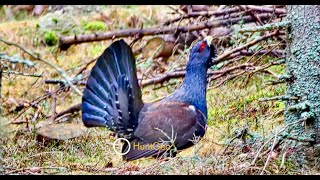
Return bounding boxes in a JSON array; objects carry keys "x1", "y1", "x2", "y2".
[
  {"x1": 163, "y1": 7, "x2": 241, "y2": 25},
  {"x1": 55, "y1": 103, "x2": 81, "y2": 120},
  {"x1": 10, "y1": 85, "x2": 67, "y2": 121},
  {"x1": 245, "y1": 5, "x2": 286, "y2": 14},
  {"x1": 209, "y1": 70, "x2": 246, "y2": 89},
  {"x1": 140, "y1": 71, "x2": 185, "y2": 87},
  {"x1": 50, "y1": 90, "x2": 57, "y2": 122},
  {"x1": 214, "y1": 30, "x2": 279, "y2": 65},
  {"x1": 226, "y1": 49, "x2": 284, "y2": 59},
  {"x1": 20, "y1": 71, "x2": 44, "y2": 97},
  {"x1": 167, "y1": 5, "x2": 186, "y2": 15},
  {"x1": 260, "y1": 129, "x2": 278, "y2": 175},
  {"x1": 258, "y1": 95, "x2": 299, "y2": 102},
  {"x1": 239, "y1": 21, "x2": 289, "y2": 32},
  {"x1": 44, "y1": 73, "x2": 88, "y2": 86},
  {"x1": 0, "y1": 53, "x2": 36, "y2": 67},
  {"x1": 44, "y1": 79, "x2": 66, "y2": 85},
  {"x1": 163, "y1": 6, "x2": 285, "y2": 26},
  {"x1": 2, "y1": 70, "x2": 42, "y2": 77},
  {"x1": 238, "y1": 5, "x2": 265, "y2": 25},
  {"x1": 59, "y1": 13, "x2": 277, "y2": 50},
  {"x1": 74, "y1": 58, "x2": 97, "y2": 77},
  {"x1": 31, "y1": 106, "x2": 43, "y2": 123},
  {"x1": 248, "y1": 58, "x2": 286, "y2": 78},
  {"x1": 139, "y1": 63, "x2": 253, "y2": 87},
  {"x1": 4, "y1": 166, "x2": 66, "y2": 175}
]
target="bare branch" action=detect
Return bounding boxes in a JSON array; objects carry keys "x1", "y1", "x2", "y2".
[
  {"x1": 259, "y1": 95, "x2": 299, "y2": 102},
  {"x1": 239, "y1": 21, "x2": 289, "y2": 32},
  {"x1": 0, "y1": 53, "x2": 36, "y2": 67},
  {"x1": 0, "y1": 37, "x2": 83, "y2": 96},
  {"x1": 55, "y1": 103, "x2": 81, "y2": 120},
  {"x1": 260, "y1": 129, "x2": 278, "y2": 175},
  {"x1": 246, "y1": 5, "x2": 286, "y2": 14},
  {"x1": 59, "y1": 13, "x2": 277, "y2": 50},
  {"x1": 214, "y1": 30, "x2": 279, "y2": 65},
  {"x1": 163, "y1": 6, "x2": 285, "y2": 26},
  {"x1": 2, "y1": 70, "x2": 42, "y2": 77},
  {"x1": 50, "y1": 90, "x2": 57, "y2": 122}
]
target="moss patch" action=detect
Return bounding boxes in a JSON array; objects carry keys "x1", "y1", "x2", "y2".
[
  {"x1": 83, "y1": 21, "x2": 106, "y2": 32},
  {"x1": 44, "y1": 30, "x2": 58, "y2": 46}
]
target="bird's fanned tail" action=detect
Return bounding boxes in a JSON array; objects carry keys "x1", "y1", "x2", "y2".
[{"x1": 82, "y1": 40, "x2": 144, "y2": 139}]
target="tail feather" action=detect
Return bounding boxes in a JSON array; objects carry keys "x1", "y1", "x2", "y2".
[{"x1": 82, "y1": 40, "x2": 144, "y2": 139}]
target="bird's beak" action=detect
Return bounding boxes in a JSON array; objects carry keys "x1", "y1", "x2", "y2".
[
  {"x1": 204, "y1": 36, "x2": 216, "y2": 67},
  {"x1": 204, "y1": 36, "x2": 214, "y2": 47}
]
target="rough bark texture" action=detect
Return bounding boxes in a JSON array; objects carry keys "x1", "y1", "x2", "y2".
[
  {"x1": 0, "y1": 69, "x2": 1, "y2": 109},
  {"x1": 285, "y1": 5, "x2": 320, "y2": 166},
  {"x1": 0, "y1": 67, "x2": 4, "y2": 175},
  {"x1": 0, "y1": 67, "x2": 2, "y2": 174}
]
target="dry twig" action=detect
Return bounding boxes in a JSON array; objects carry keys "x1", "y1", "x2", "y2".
[{"x1": 0, "y1": 37, "x2": 82, "y2": 96}]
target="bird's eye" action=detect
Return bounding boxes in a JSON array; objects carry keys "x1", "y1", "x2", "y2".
[{"x1": 199, "y1": 42, "x2": 206, "y2": 53}]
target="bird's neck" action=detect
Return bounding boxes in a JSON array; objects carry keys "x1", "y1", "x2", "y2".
[{"x1": 166, "y1": 63, "x2": 209, "y2": 117}]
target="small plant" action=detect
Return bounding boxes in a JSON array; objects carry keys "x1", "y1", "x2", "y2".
[
  {"x1": 44, "y1": 30, "x2": 58, "y2": 46},
  {"x1": 83, "y1": 21, "x2": 106, "y2": 32}
]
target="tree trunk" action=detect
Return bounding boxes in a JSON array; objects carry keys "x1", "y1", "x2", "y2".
[
  {"x1": 284, "y1": 5, "x2": 320, "y2": 166},
  {"x1": 0, "y1": 68, "x2": 3, "y2": 174},
  {"x1": 0, "y1": 67, "x2": 2, "y2": 174}
]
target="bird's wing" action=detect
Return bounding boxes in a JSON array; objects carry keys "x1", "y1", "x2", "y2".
[
  {"x1": 82, "y1": 40, "x2": 144, "y2": 139},
  {"x1": 123, "y1": 101, "x2": 207, "y2": 161}
]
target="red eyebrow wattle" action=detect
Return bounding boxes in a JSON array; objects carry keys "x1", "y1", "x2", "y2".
[{"x1": 200, "y1": 42, "x2": 206, "y2": 53}]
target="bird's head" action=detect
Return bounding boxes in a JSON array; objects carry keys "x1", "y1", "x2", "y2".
[{"x1": 188, "y1": 36, "x2": 217, "y2": 68}]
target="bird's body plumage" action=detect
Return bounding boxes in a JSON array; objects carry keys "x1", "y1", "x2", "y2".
[
  {"x1": 122, "y1": 101, "x2": 207, "y2": 160},
  {"x1": 82, "y1": 38, "x2": 216, "y2": 161}
]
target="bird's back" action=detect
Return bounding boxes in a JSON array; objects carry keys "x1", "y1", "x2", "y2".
[{"x1": 122, "y1": 101, "x2": 207, "y2": 161}]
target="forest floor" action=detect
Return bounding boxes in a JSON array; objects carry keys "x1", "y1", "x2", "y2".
[{"x1": 0, "y1": 5, "x2": 319, "y2": 175}]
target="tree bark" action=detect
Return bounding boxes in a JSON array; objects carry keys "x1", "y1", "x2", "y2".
[
  {"x1": 0, "y1": 67, "x2": 3, "y2": 174},
  {"x1": 284, "y1": 5, "x2": 320, "y2": 166}
]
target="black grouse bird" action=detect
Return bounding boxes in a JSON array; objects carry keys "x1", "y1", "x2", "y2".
[{"x1": 82, "y1": 36, "x2": 217, "y2": 161}]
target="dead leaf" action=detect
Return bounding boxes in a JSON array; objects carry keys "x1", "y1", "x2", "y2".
[
  {"x1": 29, "y1": 167, "x2": 41, "y2": 173},
  {"x1": 36, "y1": 123, "x2": 87, "y2": 140},
  {"x1": 142, "y1": 37, "x2": 165, "y2": 58}
]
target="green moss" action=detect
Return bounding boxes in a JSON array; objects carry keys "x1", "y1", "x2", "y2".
[
  {"x1": 44, "y1": 31, "x2": 58, "y2": 46},
  {"x1": 282, "y1": 6, "x2": 320, "y2": 165},
  {"x1": 88, "y1": 44, "x2": 104, "y2": 57},
  {"x1": 285, "y1": 6, "x2": 320, "y2": 131},
  {"x1": 52, "y1": 17, "x2": 58, "y2": 24},
  {"x1": 83, "y1": 21, "x2": 106, "y2": 32},
  {"x1": 124, "y1": 5, "x2": 139, "y2": 9},
  {"x1": 206, "y1": 73, "x2": 286, "y2": 142},
  {"x1": 14, "y1": 10, "x2": 30, "y2": 21}
]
